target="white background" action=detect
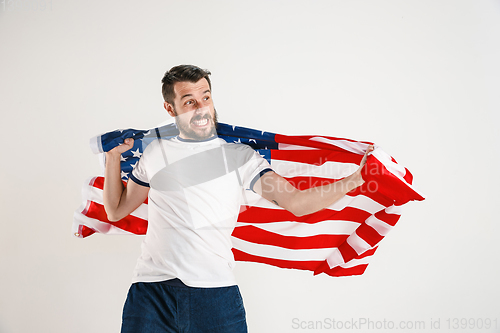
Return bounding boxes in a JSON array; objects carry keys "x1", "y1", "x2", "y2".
[{"x1": 1, "y1": 1, "x2": 499, "y2": 332}]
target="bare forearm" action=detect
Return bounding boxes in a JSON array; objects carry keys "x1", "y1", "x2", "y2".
[
  {"x1": 103, "y1": 152, "x2": 125, "y2": 220},
  {"x1": 257, "y1": 145, "x2": 373, "y2": 218},
  {"x1": 257, "y1": 170, "x2": 364, "y2": 217},
  {"x1": 291, "y1": 172, "x2": 363, "y2": 216}
]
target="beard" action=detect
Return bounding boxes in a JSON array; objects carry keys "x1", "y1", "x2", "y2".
[{"x1": 173, "y1": 107, "x2": 218, "y2": 141}]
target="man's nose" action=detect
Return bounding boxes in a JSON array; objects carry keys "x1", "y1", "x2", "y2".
[{"x1": 194, "y1": 104, "x2": 209, "y2": 114}]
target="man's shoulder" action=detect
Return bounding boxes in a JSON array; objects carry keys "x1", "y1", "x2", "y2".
[
  {"x1": 220, "y1": 140, "x2": 253, "y2": 150},
  {"x1": 221, "y1": 140, "x2": 257, "y2": 156},
  {"x1": 220, "y1": 141, "x2": 264, "y2": 168},
  {"x1": 140, "y1": 137, "x2": 175, "y2": 157},
  {"x1": 142, "y1": 138, "x2": 162, "y2": 152}
]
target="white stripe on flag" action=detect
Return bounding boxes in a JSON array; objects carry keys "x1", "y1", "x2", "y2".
[
  {"x1": 385, "y1": 204, "x2": 403, "y2": 215},
  {"x1": 328, "y1": 194, "x2": 385, "y2": 213},
  {"x1": 232, "y1": 237, "x2": 339, "y2": 261},
  {"x1": 347, "y1": 233, "x2": 373, "y2": 255},
  {"x1": 326, "y1": 248, "x2": 344, "y2": 267},
  {"x1": 372, "y1": 149, "x2": 407, "y2": 179},
  {"x1": 338, "y1": 254, "x2": 372, "y2": 269},
  {"x1": 277, "y1": 143, "x2": 320, "y2": 151},
  {"x1": 309, "y1": 137, "x2": 370, "y2": 155},
  {"x1": 236, "y1": 220, "x2": 361, "y2": 237},
  {"x1": 326, "y1": 251, "x2": 374, "y2": 269},
  {"x1": 365, "y1": 215, "x2": 394, "y2": 237},
  {"x1": 270, "y1": 159, "x2": 358, "y2": 179}
]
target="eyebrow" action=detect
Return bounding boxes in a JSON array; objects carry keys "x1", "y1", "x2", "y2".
[{"x1": 180, "y1": 89, "x2": 211, "y2": 101}]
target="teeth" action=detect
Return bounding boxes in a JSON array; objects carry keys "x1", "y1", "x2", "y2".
[{"x1": 193, "y1": 118, "x2": 208, "y2": 126}]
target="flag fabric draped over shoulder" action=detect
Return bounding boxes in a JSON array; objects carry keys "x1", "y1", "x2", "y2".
[{"x1": 73, "y1": 123, "x2": 424, "y2": 277}]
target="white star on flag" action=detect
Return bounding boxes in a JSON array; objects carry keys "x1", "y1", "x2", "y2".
[{"x1": 131, "y1": 149, "x2": 142, "y2": 158}]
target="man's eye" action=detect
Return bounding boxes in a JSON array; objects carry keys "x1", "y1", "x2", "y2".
[
  {"x1": 185, "y1": 100, "x2": 193, "y2": 105},
  {"x1": 203, "y1": 96, "x2": 210, "y2": 101}
]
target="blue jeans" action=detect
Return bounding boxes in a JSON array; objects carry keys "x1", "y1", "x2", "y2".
[{"x1": 121, "y1": 280, "x2": 248, "y2": 333}]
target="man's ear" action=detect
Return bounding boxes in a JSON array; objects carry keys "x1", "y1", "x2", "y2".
[{"x1": 164, "y1": 102, "x2": 176, "y2": 117}]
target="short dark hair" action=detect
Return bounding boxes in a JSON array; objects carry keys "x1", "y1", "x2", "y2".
[{"x1": 161, "y1": 65, "x2": 212, "y2": 105}]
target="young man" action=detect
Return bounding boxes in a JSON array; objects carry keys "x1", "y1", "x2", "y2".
[{"x1": 103, "y1": 65, "x2": 373, "y2": 332}]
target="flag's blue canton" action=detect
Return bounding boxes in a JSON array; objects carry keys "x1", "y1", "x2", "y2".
[
  {"x1": 217, "y1": 123, "x2": 278, "y2": 151},
  {"x1": 213, "y1": 124, "x2": 276, "y2": 164},
  {"x1": 99, "y1": 123, "x2": 278, "y2": 180},
  {"x1": 255, "y1": 149, "x2": 271, "y2": 163}
]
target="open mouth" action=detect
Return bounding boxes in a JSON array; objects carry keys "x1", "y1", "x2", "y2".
[{"x1": 191, "y1": 117, "x2": 210, "y2": 128}]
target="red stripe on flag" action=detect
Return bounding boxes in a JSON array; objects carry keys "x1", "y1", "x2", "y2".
[
  {"x1": 313, "y1": 247, "x2": 377, "y2": 276},
  {"x1": 355, "y1": 224, "x2": 384, "y2": 247},
  {"x1": 79, "y1": 225, "x2": 96, "y2": 238},
  {"x1": 84, "y1": 201, "x2": 148, "y2": 235},
  {"x1": 403, "y1": 167, "x2": 414, "y2": 184},
  {"x1": 374, "y1": 210, "x2": 401, "y2": 226},
  {"x1": 232, "y1": 248, "x2": 368, "y2": 277},
  {"x1": 312, "y1": 260, "x2": 368, "y2": 276},
  {"x1": 231, "y1": 225, "x2": 349, "y2": 249},
  {"x1": 275, "y1": 134, "x2": 373, "y2": 151},
  {"x1": 338, "y1": 241, "x2": 359, "y2": 263},
  {"x1": 237, "y1": 206, "x2": 370, "y2": 224},
  {"x1": 233, "y1": 248, "x2": 321, "y2": 271},
  {"x1": 91, "y1": 176, "x2": 110, "y2": 190},
  {"x1": 270, "y1": 149, "x2": 362, "y2": 165}
]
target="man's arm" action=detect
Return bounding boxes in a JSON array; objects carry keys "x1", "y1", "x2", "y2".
[
  {"x1": 253, "y1": 145, "x2": 374, "y2": 217},
  {"x1": 103, "y1": 138, "x2": 150, "y2": 222}
]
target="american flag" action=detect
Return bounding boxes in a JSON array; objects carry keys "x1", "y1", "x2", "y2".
[{"x1": 73, "y1": 123, "x2": 424, "y2": 277}]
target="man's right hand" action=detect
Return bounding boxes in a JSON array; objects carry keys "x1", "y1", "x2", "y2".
[{"x1": 107, "y1": 138, "x2": 135, "y2": 156}]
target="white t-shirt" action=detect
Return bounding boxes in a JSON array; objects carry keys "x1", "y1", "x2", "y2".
[{"x1": 129, "y1": 135, "x2": 272, "y2": 287}]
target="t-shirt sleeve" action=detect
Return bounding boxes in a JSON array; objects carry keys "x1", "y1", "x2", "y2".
[
  {"x1": 249, "y1": 167, "x2": 273, "y2": 192},
  {"x1": 239, "y1": 148, "x2": 273, "y2": 191},
  {"x1": 130, "y1": 147, "x2": 150, "y2": 188}
]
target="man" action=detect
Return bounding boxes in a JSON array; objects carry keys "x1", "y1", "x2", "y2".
[{"x1": 103, "y1": 65, "x2": 373, "y2": 332}]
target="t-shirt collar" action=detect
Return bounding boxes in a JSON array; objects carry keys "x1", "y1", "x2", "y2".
[{"x1": 176, "y1": 135, "x2": 218, "y2": 143}]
